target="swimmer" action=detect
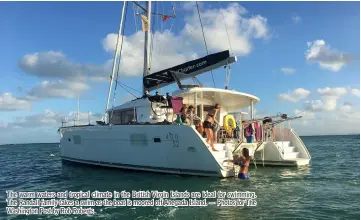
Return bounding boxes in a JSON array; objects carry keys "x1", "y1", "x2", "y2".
[{"x1": 226, "y1": 148, "x2": 250, "y2": 179}]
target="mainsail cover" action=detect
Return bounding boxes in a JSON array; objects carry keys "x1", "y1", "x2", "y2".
[{"x1": 143, "y1": 50, "x2": 236, "y2": 92}]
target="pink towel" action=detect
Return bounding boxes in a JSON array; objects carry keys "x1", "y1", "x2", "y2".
[
  {"x1": 171, "y1": 97, "x2": 183, "y2": 114},
  {"x1": 255, "y1": 126, "x2": 262, "y2": 142}
]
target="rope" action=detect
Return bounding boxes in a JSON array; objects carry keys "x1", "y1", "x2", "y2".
[
  {"x1": 114, "y1": 81, "x2": 142, "y2": 94},
  {"x1": 196, "y1": 1, "x2": 215, "y2": 88},
  {"x1": 117, "y1": 83, "x2": 138, "y2": 99},
  {"x1": 133, "y1": 3, "x2": 139, "y2": 32},
  {"x1": 161, "y1": 1, "x2": 164, "y2": 32},
  {"x1": 110, "y1": 2, "x2": 128, "y2": 123},
  {"x1": 156, "y1": 2, "x2": 176, "y2": 63},
  {"x1": 218, "y1": 1, "x2": 233, "y2": 54},
  {"x1": 157, "y1": 15, "x2": 176, "y2": 57}
]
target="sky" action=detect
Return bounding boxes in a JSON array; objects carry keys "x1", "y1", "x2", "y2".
[{"x1": 0, "y1": 1, "x2": 360, "y2": 144}]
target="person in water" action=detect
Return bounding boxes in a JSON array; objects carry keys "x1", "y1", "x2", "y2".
[{"x1": 227, "y1": 148, "x2": 250, "y2": 179}]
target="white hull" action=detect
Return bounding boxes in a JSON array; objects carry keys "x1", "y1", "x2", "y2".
[
  {"x1": 59, "y1": 124, "x2": 311, "y2": 178},
  {"x1": 252, "y1": 128, "x2": 311, "y2": 167},
  {"x1": 59, "y1": 125, "x2": 235, "y2": 178}
]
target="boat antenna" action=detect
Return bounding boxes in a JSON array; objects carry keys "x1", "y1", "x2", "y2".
[{"x1": 104, "y1": 1, "x2": 127, "y2": 123}]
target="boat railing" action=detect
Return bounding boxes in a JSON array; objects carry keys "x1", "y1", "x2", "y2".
[{"x1": 60, "y1": 112, "x2": 92, "y2": 127}]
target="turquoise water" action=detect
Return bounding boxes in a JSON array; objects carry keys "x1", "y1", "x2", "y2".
[{"x1": 0, "y1": 135, "x2": 359, "y2": 219}]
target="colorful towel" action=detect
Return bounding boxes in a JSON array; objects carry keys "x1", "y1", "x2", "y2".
[{"x1": 255, "y1": 125, "x2": 262, "y2": 142}]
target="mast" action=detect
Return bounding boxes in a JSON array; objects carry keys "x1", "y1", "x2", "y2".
[
  {"x1": 142, "y1": 1, "x2": 152, "y2": 94},
  {"x1": 104, "y1": 1, "x2": 127, "y2": 122}
]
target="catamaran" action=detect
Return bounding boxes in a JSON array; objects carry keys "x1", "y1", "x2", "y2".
[{"x1": 58, "y1": 1, "x2": 311, "y2": 178}]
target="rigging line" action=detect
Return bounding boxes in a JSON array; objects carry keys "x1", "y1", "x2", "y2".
[
  {"x1": 114, "y1": 80, "x2": 142, "y2": 94},
  {"x1": 196, "y1": 1, "x2": 215, "y2": 88},
  {"x1": 105, "y1": 1, "x2": 126, "y2": 121},
  {"x1": 158, "y1": 2, "x2": 176, "y2": 57},
  {"x1": 133, "y1": 3, "x2": 138, "y2": 32},
  {"x1": 110, "y1": 1, "x2": 128, "y2": 122},
  {"x1": 118, "y1": 83, "x2": 138, "y2": 98},
  {"x1": 152, "y1": 2, "x2": 177, "y2": 70},
  {"x1": 161, "y1": 1, "x2": 164, "y2": 32},
  {"x1": 218, "y1": 1, "x2": 233, "y2": 55}
]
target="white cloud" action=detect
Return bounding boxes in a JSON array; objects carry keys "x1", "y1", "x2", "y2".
[
  {"x1": 349, "y1": 88, "x2": 360, "y2": 97},
  {"x1": 317, "y1": 87, "x2": 348, "y2": 97},
  {"x1": 305, "y1": 40, "x2": 351, "y2": 72},
  {"x1": 2, "y1": 109, "x2": 102, "y2": 130},
  {"x1": 102, "y1": 31, "x2": 196, "y2": 77},
  {"x1": 278, "y1": 88, "x2": 311, "y2": 102},
  {"x1": 65, "y1": 111, "x2": 103, "y2": 126},
  {"x1": 14, "y1": 3, "x2": 270, "y2": 106},
  {"x1": 292, "y1": 15, "x2": 301, "y2": 24},
  {"x1": 291, "y1": 112, "x2": 359, "y2": 135},
  {"x1": 18, "y1": 51, "x2": 112, "y2": 82},
  {"x1": 9, "y1": 109, "x2": 61, "y2": 128},
  {"x1": 27, "y1": 80, "x2": 90, "y2": 99},
  {"x1": 339, "y1": 102, "x2": 353, "y2": 114},
  {"x1": 0, "y1": 93, "x2": 32, "y2": 111},
  {"x1": 304, "y1": 97, "x2": 337, "y2": 112},
  {"x1": 304, "y1": 87, "x2": 350, "y2": 112},
  {"x1": 294, "y1": 109, "x2": 315, "y2": 120},
  {"x1": 281, "y1": 67, "x2": 296, "y2": 74},
  {"x1": 291, "y1": 101, "x2": 359, "y2": 136},
  {"x1": 182, "y1": 3, "x2": 270, "y2": 56},
  {"x1": 103, "y1": 3, "x2": 270, "y2": 77}
]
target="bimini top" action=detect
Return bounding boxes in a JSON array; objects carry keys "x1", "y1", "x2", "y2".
[
  {"x1": 143, "y1": 50, "x2": 236, "y2": 92},
  {"x1": 172, "y1": 87, "x2": 260, "y2": 112}
]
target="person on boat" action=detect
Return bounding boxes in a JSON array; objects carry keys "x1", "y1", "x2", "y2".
[
  {"x1": 227, "y1": 148, "x2": 250, "y2": 179},
  {"x1": 203, "y1": 104, "x2": 221, "y2": 151},
  {"x1": 186, "y1": 105, "x2": 203, "y2": 133},
  {"x1": 175, "y1": 107, "x2": 188, "y2": 124},
  {"x1": 210, "y1": 104, "x2": 221, "y2": 143},
  {"x1": 244, "y1": 123, "x2": 254, "y2": 143},
  {"x1": 186, "y1": 105, "x2": 202, "y2": 123},
  {"x1": 263, "y1": 117, "x2": 276, "y2": 141}
]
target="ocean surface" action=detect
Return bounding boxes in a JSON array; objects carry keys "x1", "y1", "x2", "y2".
[{"x1": 0, "y1": 135, "x2": 359, "y2": 220}]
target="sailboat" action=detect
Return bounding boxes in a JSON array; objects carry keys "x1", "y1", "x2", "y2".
[{"x1": 58, "y1": 1, "x2": 311, "y2": 178}]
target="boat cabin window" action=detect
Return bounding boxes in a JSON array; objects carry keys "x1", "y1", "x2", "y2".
[
  {"x1": 122, "y1": 109, "x2": 136, "y2": 124},
  {"x1": 109, "y1": 111, "x2": 122, "y2": 124},
  {"x1": 109, "y1": 108, "x2": 136, "y2": 124}
]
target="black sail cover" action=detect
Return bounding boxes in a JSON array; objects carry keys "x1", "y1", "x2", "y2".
[{"x1": 143, "y1": 50, "x2": 235, "y2": 91}]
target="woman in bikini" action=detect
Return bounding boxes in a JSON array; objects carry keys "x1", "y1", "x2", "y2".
[
  {"x1": 226, "y1": 148, "x2": 250, "y2": 179},
  {"x1": 227, "y1": 148, "x2": 250, "y2": 179},
  {"x1": 203, "y1": 104, "x2": 220, "y2": 152}
]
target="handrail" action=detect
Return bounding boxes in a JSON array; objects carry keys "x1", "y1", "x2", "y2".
[
  {"x1": 232, "y1": 141, "x2": 243, "y2": 154},
  {"x1": 290, "y1": 128, "x2": 312, "y2": 159}
]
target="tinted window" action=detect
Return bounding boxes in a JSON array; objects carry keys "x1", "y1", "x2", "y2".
[{"x1": 122, "y1": 109, "x2": 136, "y2": 124}]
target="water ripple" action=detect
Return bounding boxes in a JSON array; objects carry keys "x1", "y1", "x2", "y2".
[{"x1": 0, "y1": 136, "x2": 359, "y2": 220}]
